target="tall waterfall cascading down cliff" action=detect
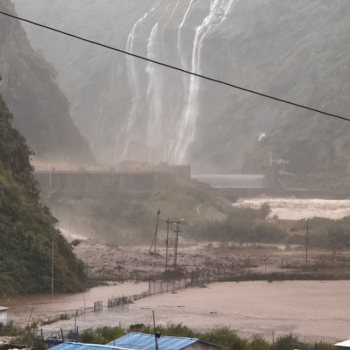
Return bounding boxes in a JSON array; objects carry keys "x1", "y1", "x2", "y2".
[
  {"x1": 14, "y1": 0, "x2": 268, "y2": 171},
  {"x1": 123, "y1": 0, "x2": 239, "y2": 165},
  {"x1": 13, "y1": 0, "x2": 350, "y2": 173}
]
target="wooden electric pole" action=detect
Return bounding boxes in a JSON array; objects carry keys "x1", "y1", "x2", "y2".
[
  {"x1": 51, "y1": 236, "x2": 54, "y2": 299},
  {"x1": 149, "y1": 210, "x2": 161, "y2": 254},
  {"x1": 305, "y1": 220, "x2": 309, "y2": 267},
  {"x1": 165, "y1": 219, "x2": 169, "y2": 272},
  {"x1": 174, "y1": 221, "x2": 181, "y2": 271}
]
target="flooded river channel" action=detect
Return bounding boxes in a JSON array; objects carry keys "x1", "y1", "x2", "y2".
[
  {"x1": 3, "y1": 281, "x2": 350, "y2": 343},
  {"x1": 4, "y1": 198, "x2": 350, "y2": 343},
  {"x1": 232, "y1": 197, "x2": 350, "y2": 220},
  {"x1": 0, "y1": 282, "x2": 147, "y2": 326}
]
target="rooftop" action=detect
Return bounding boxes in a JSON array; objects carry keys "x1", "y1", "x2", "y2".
[
  {"x1": 50, "y1": 343, "x2": 121, "y2": 350},
  {"x1": 106, "y1": 332, "x2": 198, "y2": 350}
]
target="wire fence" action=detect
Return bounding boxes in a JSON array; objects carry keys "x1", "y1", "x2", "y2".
[{"x1": 107, "y1": 276, "x2": 204, "y2": 309}]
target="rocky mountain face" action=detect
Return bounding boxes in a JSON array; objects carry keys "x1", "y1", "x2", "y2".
[
  {"x1": 0, "y1": 0, "x2": 92, "y2": 165},
  {"x1": 11, "y1": 0, "x2": 350, "y2": 173},
  {"x1": 0, "y1": 93, "x2": 87, "y2": 296}
]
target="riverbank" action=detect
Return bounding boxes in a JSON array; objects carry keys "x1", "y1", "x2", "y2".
[
  {"x1": 68, "y1": 237, "x2": 350, "y2": 282},
  {"x1": 0, "y1": 282, "x2": 148, "y2": 327},
  {"x1": 4, "y1": 281, "x2": 349, "y2": 343}
]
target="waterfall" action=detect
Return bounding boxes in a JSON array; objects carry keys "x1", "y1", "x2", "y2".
[
  {"x1": 174, "y1": 0, "x2": 231, "y2": 164},
  {"x1": 122, "y1": 0, "x2": 237, "y2": 165},
  {"x1": 220, "y1": 0, "x2": 235, "y2": 23},
  {"x1": 167, "y1": 0, "x2": 180, "y2": 26},
  {"x1": 146, "y1": 23, "x2": 163, "y2": 164},
  {"x1": 123, "y1": 11, "x2": 152, "y2": 160},
  {"x1": 177, "y1": 0, "x2": 196, "y2": 67}
]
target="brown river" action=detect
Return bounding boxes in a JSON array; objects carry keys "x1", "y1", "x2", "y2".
[
  {"x1": 2, "y1": 281, "x2": 350, "y2": 343},
  {"x1": 232, "y1": 197, "x2": 350, "y2": 220},
  {"x1": 3, "y1": 198, "x2": 350, "y2": 343}
]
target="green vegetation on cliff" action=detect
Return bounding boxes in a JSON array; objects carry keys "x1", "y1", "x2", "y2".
[{"x1": 0, "y1": 94, "x2": 86, "y2": 297}]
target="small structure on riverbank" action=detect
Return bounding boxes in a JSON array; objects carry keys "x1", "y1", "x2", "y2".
[
  {"x1": 335, "y1": 339, "x2": 350, "y2": 348},
  {"x1": 107, "y1": 332, "x2": 222, "y2": 350},
  {"x1": 0, "y1": 307, "x2": 8, "y2": 324},
  {"x1": 49, "y1": 344, "x2": 120, "y2": 350},
  {"x1": 49, "y1": 333, "x2": 222, "y2": 350}
]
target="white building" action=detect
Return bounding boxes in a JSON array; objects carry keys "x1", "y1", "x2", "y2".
[
  {"x1": 336, "y1": 340, "x2": 350, "y2": 348},
  {"x1": 0, "y1": 306, "x2": 9, "y2": 324}
]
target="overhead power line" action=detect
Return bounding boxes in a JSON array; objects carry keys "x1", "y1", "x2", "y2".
[{"x1": 0, "y1": 10, "x2": 348, "y2": 122}]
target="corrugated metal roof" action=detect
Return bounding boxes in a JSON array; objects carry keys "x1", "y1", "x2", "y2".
[
  {"x1": 50, "y1": 342, "x2": 121, "y2": 350},
  {"x1": 106, "y1": 332, "x2": 198, "y2": 350}
]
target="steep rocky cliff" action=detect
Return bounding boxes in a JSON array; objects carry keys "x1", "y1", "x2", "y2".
[
  {"x1": 0, "y1": 0, "x2": 92, "y2": 164},
  {"x1": 11, "y1": 0, "x2": 350, "y2": 173},
  {"x1": 0, "y1": 93, "x2": 87, "y2": 296}
]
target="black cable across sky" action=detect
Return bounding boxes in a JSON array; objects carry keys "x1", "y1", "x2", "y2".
[{"x1": 0, "y1": 10, "x2": 348, "y2": 122}]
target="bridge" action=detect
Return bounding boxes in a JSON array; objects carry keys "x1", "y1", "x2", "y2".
[
  {"x1": 34, "y1": 170, "x2": 178, "y2": 193},
  {"x1": 33, "y1": 167, "x2": 283, "y2": 197}
]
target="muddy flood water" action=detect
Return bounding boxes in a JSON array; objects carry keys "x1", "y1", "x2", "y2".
[
  {"x1": 4, "y1": 281, "x2": 350, "y2": 343},
  {"x1": 1, "y1": 282, "x2": 147, "y2": 326},
  {"x1": 232, "y1": 198, "x2": 350, "y2": 220},
  {"x1": 4, "y1": 198, "x2": 350, "y2": 343}
]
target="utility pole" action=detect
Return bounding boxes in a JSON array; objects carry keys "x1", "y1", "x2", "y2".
[
  {"x1": 83, "y1": 290, "x2": 86, "y2": 313},
  {"x1": 165, "y1": 219, "x2": 169, "y2": 272},
  {"x1": 174, "y1": 221, "x2": 181, "y2": 271},
  {"x1": 166, "y1": 142, "x2": 169, "y2": 164},
  {"x1": 152, "y1": 310, "x2": 156, "y2": 334},
  {"x1": 51, "y1": 236, "x2": 54, "y2": 299},
  {"x1": 268, "y1": 152, "x2": 273, "y2": 166},
  {"x1": 68, "y1": 202, "x2": 71, "y2": 241},
  {"x1": 154, "y1": 210, "x2": 160, "y2": 253},
  {"x1": 152, "y1": 310, "x2": 160, "y2": 350},
  {"x1": 68, "y1": 172, "x2": 71, "y2": 240},
  {"x1": 305, "y1": 220, "x2": 309, "y2": 267},
  {"x1": 173, "y1": 141, "x2": 175, "y2": 166},
  {"x1": 149, "y1": 210, "x2": 161, "y2": 254}
]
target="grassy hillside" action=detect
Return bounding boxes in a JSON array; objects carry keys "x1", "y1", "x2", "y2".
[{"x1": 0, "y1": 94, "x2": 87, "y2": 297}]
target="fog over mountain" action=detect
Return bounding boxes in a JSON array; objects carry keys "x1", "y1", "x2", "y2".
[
  {"x1": 0, "y1": 0, "x2": 93, "y2": 164},
  {"x1": 11, "y1": 0, "x2": 350, "y2": 173}
]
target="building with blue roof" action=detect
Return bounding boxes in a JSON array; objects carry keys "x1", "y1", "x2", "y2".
[
  {"x1": 50, "y1": 332, "x2": 222, "y2": 350},
  {"x1": 49, "y1": 343, "x2": 122, "y2": 350},
  {"x1": 107, "y1": 332, "x2": 221, "y2": 350}
]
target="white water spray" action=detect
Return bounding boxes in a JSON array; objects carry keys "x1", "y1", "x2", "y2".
[
  {"x1": 177, "y1": 0, "x2": 196, "y2": 68},
  {"x1": 220, "y1": 0, "x2": 235, "y2": 24},
  {"x1": 174, "y1": 0, "x2": 229, "y2": 164},
  {"x1": 122, "y1": 11, "x2": 151, "y2": 159},
  {"x1": 146, "y1": 23, "x2": 163, "y2": 164}
]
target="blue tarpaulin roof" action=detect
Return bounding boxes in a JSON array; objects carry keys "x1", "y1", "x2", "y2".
[
  {"x1": 106, "y1": 332, "x2": 199, "y2": 350},
  {"x1": 50, "y1": 343, "x2": 121, "y2": 350}
]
